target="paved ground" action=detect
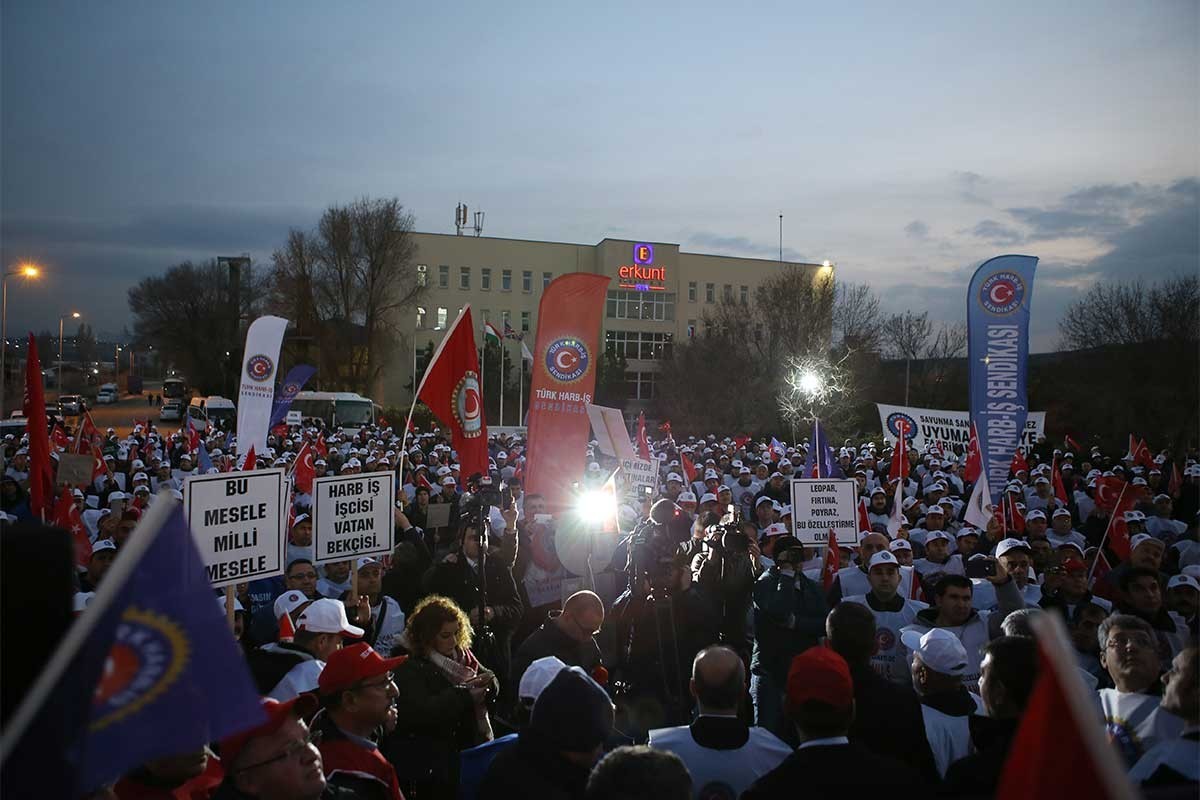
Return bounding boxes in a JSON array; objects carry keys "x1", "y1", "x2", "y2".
[{"x1": 63, "y1": 382, "x2": 171, "y2": 436}]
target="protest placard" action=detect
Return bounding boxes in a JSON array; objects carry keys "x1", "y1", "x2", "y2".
[
  {"x1": 56, "y1": 453, "x2": 94, "y2": 486},
  {"x1": 877, "y1": 403, "x2": 1046, "y2": 454},
  {"x1": 617, "y1": 457, "x2": 658, "y2": 498},
  {"x1": 790, "y1": 478, "x2": 858, "y2": 546},
  {"x1": 183, "y1": 468, "x2": 288, "y2": 587},
  {"x1": 311, "y1": 470, "x2": 395, "y2": 563}
]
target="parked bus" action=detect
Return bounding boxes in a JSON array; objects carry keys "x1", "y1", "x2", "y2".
[
  {"x1": 161, "y1": 377, "x2": 189, "y2": 401},
  {"x1": 291, "y1": 391, "x2": 376, "y2": 431}
]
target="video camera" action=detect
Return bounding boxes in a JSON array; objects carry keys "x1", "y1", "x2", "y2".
[
  {"x1": 629, "y1": 499, "x2": 693, "y2": 594},
  {"x1": 706, "y1": 503, "x2": 749, "y2": 553}
]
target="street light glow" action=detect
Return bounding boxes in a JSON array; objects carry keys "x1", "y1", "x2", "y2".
[
  {"x1": 798, "y1": 370, "x2": 822, "y2": 396},
  {"x1": 71, "y1": 311, "x2": 81, "y2": 319},
  {"x1": 19, "y1": 264, "x2": 40, "y2": 278}
]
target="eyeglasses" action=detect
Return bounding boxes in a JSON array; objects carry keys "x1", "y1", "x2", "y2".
[
  {"x1": 1106, "y1": 633, "x2": 1154, "y2": 650},
  {"x1": 233, "y1": 728, "x2": 322, "y2": 774}
]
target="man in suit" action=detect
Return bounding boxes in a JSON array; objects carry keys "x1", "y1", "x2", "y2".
[
  {"x1": 742, "y1": 647, "x2": 925, "y2": 799},
  {"x1": 824, "y1": 602, "x2": 940, "y2": 783}
]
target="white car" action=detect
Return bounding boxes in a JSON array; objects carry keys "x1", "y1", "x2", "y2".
[
  {"x1": 96, "y1": 389, "x2": 118, "y2": 404},
  {"x1": 159, "y1": 401, "x2": 183, "y2": 422}
]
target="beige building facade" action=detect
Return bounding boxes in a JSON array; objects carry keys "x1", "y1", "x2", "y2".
[{"x1": 385, "y1": 232, "x2": 829, "y2": 414}]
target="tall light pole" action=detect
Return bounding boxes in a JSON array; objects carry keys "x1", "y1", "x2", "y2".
[
  {"x1": 115, "y1": 344, "x2": 122, "y2": 383},
  {"x1": 58, "y1": 311, "x2": 81, "y2": 399},
  {"x1": 1, "y1": 263, "x2": 41, "y2": 416}
]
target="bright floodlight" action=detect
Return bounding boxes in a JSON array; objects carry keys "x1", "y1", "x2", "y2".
[
  {"x1": 798, "y1": 370, "x2": 822, "y2": 396},
  {"x1": 576, "y1": 489, "x2": 616, "y2": 521},
  {"x1": 19, "y1": 264, "x2": 39, "y2": 278}
]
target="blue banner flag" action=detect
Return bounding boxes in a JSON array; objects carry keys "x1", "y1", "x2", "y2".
[
  {"x1": 268, "y1": 364, "x2": 317, "y2": 427},
  {"x1": 197, "y1": 440, "x2": 214, "y2": 472},
  {"x1": 0, "y1": 499, "x2": 265, "y2": 796},
  {"x1": 802, "y1": 419, "x2": 844, "y2": 479},
  {"x1": 967, "y1": 254, "x2": 1038, "y2": 505}
]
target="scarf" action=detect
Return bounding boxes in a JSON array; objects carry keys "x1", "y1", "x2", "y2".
[{"x1": 402, "y1": 631, "x2": 494, "y2": 742}]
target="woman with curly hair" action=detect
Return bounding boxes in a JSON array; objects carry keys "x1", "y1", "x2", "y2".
[{"x1": 383, "y1": 594, "x2": 497, "y2": 799}]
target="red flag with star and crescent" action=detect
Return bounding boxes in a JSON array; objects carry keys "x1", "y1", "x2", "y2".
[
  {"x1": 51, "y1": 488, "x2": 91, "y2": 566},
  {"x1": 636, "y1": 412, "x2": 651, "y2": 460},
  {"x1": 415, "y1": 306, "x2": 489, "y2": 477},
  {"x1": 1093, "y1": 476, "x2": 1125, "y2": 513},
  {"x1": 964, "y1": 422, "x2": 983, "y2": 484},
  {"x1": 1010, "y1": 448, "x2": 1029, "y2": 476},
  {"x1": 292, "y1": 442, "x2": 315, "y2": 495},
  {"x1": 822, "y1": 529, "x2": 839, "y2": 592}
]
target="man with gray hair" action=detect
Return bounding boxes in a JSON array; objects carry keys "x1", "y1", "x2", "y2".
[
  {"x1": 649, "y1": 645, "x2": 791, "y2": 799},
  {"x1": 1096, "y1": 614, "x2": 1185, "y2": 766}
]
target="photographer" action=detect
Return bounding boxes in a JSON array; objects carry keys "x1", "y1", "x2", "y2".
[
  {"x1": 694, "y1": 511, "x2": 763, "y2": 658},
  {"x1": 750, "y1": 535, "x2": 828, "y2": 741}
]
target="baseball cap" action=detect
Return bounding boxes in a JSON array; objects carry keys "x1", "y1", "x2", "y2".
[
  {"x1": 762, "y1": 523, "x2": 790, "y2": 538},
  {"x1": 1130, "y1": 533, "x2": 1163, "y2": 552},
  {"x1": 755, "y1": 496, "x2": 775, "y2": 508},
  {"x1": 220, "y1": 695, "x2": 319, "y2": 768},
  {"x1": 902, "y1": 497, "x2": 920, "y2": 511},
  {"x1": 676, "y1": 491, "x2": 697, "y2": 504},
  {"x1": 889, "y1": 539, "x2": 913, "y2": 553},
  {"x1": 901, "y1": 628, "x2": 968, "y2": 676},
  {"x1": 1025, "y1": 510, "x2": 1047, "y2": 521},
  {"x1": 857, "y1": 529, "x2": 880, "y2": 543},
  {"x1": 955, "y1": 527, "x2": 980, "y2": 539},
  {"x1": 666, "y1": 473, "x2": 684, "y2": 483},
  {"x1": 273, "y1": 590, "x2": 311, "y2": 620},
  {"x1": 1123, "y1": 510, "x2": 1147, "y2": 523},
  {"x1": 785, "y1": 647, "x2": 853, "y2": 712},
  {"x1": 925, "y1": 530, "x2": 951, "y2": 544},
  {"x1": 738, "y1": 466, "x2": 752, "y2": 475},
  {"x1": 92, "y1": 539, "x2": 117, "y2": 555},
  {"x1": 518, "y1": 655, "x2": 569, "y2": 702},
  {"x1": 1052, "y1": 507, "x2": 1072, "y2": 518},
  {"x1": 1058, "y1": 541, "x2": 1086, "y2": 557},
  {"x1": 699, "y1": 492, "x2": 718, "y2": 504},
  {"x1": 925, "y1": 505, "x2": 944, "y2": 516},
  {"x1": 296, "y1": 598, "x2": 365, "y2": 637},
  {"x1": 356, "y1": 556, "x2": 382, "y2": 570},
  {"x1": 868, "y1": 550, "x2": 900, "y2": 570},
  {"x1": 994, "y1": 538, "x2": 1031, "y2": 559},
  {"x1": 317, "y1": 642, "x2": 407, "y2": 696},
  {"x1": 1167, "y1": 575, "x2": 1200, "y2": 592}
]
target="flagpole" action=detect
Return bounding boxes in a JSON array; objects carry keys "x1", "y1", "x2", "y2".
[
  {"x1": 518, "y1": 349, "x2": 524, "y2": 428},
  {"x1": 401, "y1": 305, "x2": 471, "y2": 465},
  {"x1": 499, "y1": 338, "x2": 505, "y2": 427},
  {"x1": 1087, "y1": 484, "x2": 1128, "y2": 583}
]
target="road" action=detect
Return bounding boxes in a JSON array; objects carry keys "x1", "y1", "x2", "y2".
[{"x1": 73, "y1": 383, "x2": 173, "y2": 436}]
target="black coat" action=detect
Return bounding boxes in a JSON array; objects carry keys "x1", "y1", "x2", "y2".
[
  {"x1": 940, "y1": 715, "x2": 1020, "y2": 798},
  {"x1": 742, "y1": 741, "x2": 925, "y2": 800},
  {"x1": 477, "y1": 733, "x2": 591, "y2": 800},
  {"x1": 509, "y1": 614, "x2": 602, "y2": 703},
  {"x1": 848, "y1": 664, "x2": 941, "y2": 785}
]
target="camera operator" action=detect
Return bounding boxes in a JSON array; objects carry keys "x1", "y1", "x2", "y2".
[
  {"x1": 750, "y1": 535, "x2": 828, "y2": 742},
  {"x1": 693, "y1": 509, "x2": 763, "y2": 659},
  {"x1": 422, "y1": 509, "x2": 524, "y2": 708}
]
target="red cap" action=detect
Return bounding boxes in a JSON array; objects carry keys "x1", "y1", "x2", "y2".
[
  {"x1": 317, "y1": 642, "x2": 407, "y2": 697},
  {"x1": 786, "y1": 647, "x2": 853, "y2": 713},
  {"x1": 1062, "y1": 557, "x2": 1087, "y2": 573},
  {"x1": 220, "y1": 694, "x2": 317, "y2": 768}
]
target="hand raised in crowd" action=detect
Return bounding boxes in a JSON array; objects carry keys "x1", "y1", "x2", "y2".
[
  {"x1": 985, "y1": 554, "x2": 1011, "y2": 585},
  {"x1": 394, "y1": 508, "x2": 412, "y2": 529},
  {"x1": 354, "y1": 594, "x2": 372, "y2": 624},
  {"x1": 501, "y1": 505, "x2": 518, "y2": 530}
]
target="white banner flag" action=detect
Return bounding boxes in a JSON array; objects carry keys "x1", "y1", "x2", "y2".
[
  {"x1": 877, "y1": 403, "x2": 1045, "y2": 455},
  {"x1": 237, "y1": 315, "x2": 289, "y2": 458}
]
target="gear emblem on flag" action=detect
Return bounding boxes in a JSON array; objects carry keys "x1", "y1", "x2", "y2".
[
  {"x1": 979, "y1": 271, "x2": 1026, "y2": 315},
  {"x1": 90, "y1": 608, "x2": 189, "y2": 731},
  {"x1": 874, "y1": 627, "x2": 895, "y2": 655},
  {"x1": 245, "y1": 354, "x2": 275, "y2": 383},
  {"x1": 452, "y1": 371, "x2": 483, "y2": 437},
  {"x1": 545, "y1": 338, "x2": 590, "y2": 383},
  {"x1": 886, "y1": 412, "x2": 919, "y2": 441}
]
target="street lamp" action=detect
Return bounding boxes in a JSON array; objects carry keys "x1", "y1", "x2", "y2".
[
  {"x1": 1, "y1": 263, "x2": 41, "y2": 416},
  {"x1": 58, "y1": 311, "x2": 81, "y2": 399}
]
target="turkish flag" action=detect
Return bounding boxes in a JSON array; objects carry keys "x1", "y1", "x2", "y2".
[
  {"x1": 1105, "y1": 483, "x2": 1138, "y2": 562},
  {"x1": 822, "y1": 529, "x2": 839, "y2": 592},
  {"x1": 241, "y1": 445, "x2": 257, "y2": 471},
  {"x1": 857, "y1": 497, "x2": 872, "y2": 533},
  {"x1": 889, "y1": 420, "x2": 909, "y2": 484},
  {"x1": 51, "y1": 488, "x2": 91, "y2": 566},
  {"x1": 636, "y1": 412, "x2": 651, "y2": 460},
  {"x1": 293, "y1": 442, "x2": 316, "y2": 494},
  {"x1": 963, "y1": 422, "x2": 982, "y2": 483},
  {"x1": 733, "y1": 435, "x2": 750, "y2": 451},
  {"x1": 1064, "y1": 434, "x2": 1082, "y2": 453},
  {"x1": 1093, "y1": 476, "x2": 1125, "y2": 513},
  {"x1": 1005, "y1": 492, "x2": 1025, "y2": 534},
  {"x1": 416, "y1": 472, "x2": 433, "y2": 492},
  {"x1": 1051, "y1": 457, "x2": 1069, "y2": 505},
  {"x1": 314, "y1": 434, "x2": 328, "y2": 460},
  {"x1": 23, "y1": 334, "x2": 54, "y2": 519},
  {"x1": 49, "y1": 424, "x2": 70, "y2": 452},
  {"x1": 74, "y1": 411, "x2": 100, "y2": 455},
  {"x1": 998, "y1": 618, "x2": 1138, "y2": 800},
  {"x1": 187, "y1": 419, "x2": 201, "y2": 453},
  {"x1": 680, "y1": 451, "x2": 697, "y2": 484},
  {"x1": 1169, "y1": 463, "x2": 1183, "y2": 499},
  {"x1": 1128, "y1": 436, "x2": 1154, "y2": 469},
  {"x1": 1010, "y1": 448, "x2": 1029, "y2": 476},
  {"x1": 415, "y1": 306, "x2": 489, "y2": 478}
]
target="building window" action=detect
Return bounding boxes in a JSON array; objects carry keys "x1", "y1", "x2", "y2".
[
  {"x1": 740, "y1": 285, "x2": 749, "y2": 304},
  {"x1": 438, "y1": 265, "x2": 449, "y2": 289},
  {"x1": 687, "y1": 319, "x2": 697, "y2": 338},
  {"x1": 688, "y1": 282, "x2": 697, "y2": 302},
  {"x1": 522, "y1": 270, "x2": 532, "y2": 292},
  {"x1": 723, "y1": 284, "x2": 733, "y2": 302},
  {"x1": 417, "y1": 264, "x2": 428, "y2": 288},
  {"x1": 481, "y1": 268, "x2": 491, "y2": 291},
  {"x1": 623, "y1": 370, "x2": 658, "y2": 400},
  {"x1": 417, "y1": 306, "x2": 426, "y2": 329},
  {"x1": 543, "y1": 271, "x2": 552, "y2": 289},
  {"x1": 460, "y1": 267, "x2": 471, "y2": 290},
  {"x1": 605, "y1": 290, "x2": 676, "y2": 322},
  {"x1": 501, "y1": 269, "x2": 512, "y2": 291},
  {"x1": 521, "y1": 311, "x2": 531, "y2": 332},
  {"x1": 436, "y1": 307, "x2": 448, "y2": 329},
  {"x1": 501, "y1": 310, "x2": 511, "y2": 325},
  {"x1": 481, "y1": 309, "x2": 491, "y2": 323},
  {"x1": 705, "y1": 283, "x2": 715, "y2": 303},
  {"x1": 604, "y1": 330, "x2": 674, "y2": 360}
]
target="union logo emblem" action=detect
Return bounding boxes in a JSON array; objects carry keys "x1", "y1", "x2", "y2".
[
  {"x1": 246, "y1": 354, "x2": 275, "y2": 383},
  {"x1": 453, "y1": 372, "x2": 483, "y2": 438},
  {"x1": 91, "y1": 607, "x2": 189, "y2": 731},
  {"x1": 545, "y1": 338, "x2": 590, "y2": 383},
  {"x1": 979, "y1": 271, "x2": 1026, "y2": 315}
]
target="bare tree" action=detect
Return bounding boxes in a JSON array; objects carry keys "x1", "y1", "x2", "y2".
[
  {"x1": 834, "y1": 282, "x2": 884, "y2": 353},
  {"x1": 1058, "y1": 275, "x2": 1199, "y2": 349}
]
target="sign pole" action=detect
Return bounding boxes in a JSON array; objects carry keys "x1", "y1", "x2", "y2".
[
  {"x1": 350, "y1": 568, "x2": 359, "y2": 607},
  {"x1": 225, "y1": 585, "x2": 235, "y2": 629}
]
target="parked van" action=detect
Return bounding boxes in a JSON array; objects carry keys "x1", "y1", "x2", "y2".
[{"x1": 188, "y1": 396, "x2": 237, "y2": 432}]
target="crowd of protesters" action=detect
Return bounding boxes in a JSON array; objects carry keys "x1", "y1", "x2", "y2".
[{"x1": 2, "y1": 411, "x2": 1199, "y2": 799}]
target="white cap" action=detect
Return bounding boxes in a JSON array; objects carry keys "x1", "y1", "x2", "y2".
[
  {"x1": 292, "y1": 513, "x2": 310, "y2": 527},
  {"x1": 738, "y1": 466, "x2": 752, "y2": 475},
  {"x1": 901, "y1": 628, "x2": 969, "y2": 676},
  {"x1": 955, "y1": 527, "x2": 980, "y2": 539},
  {"x1": 926, "y1": 530, "x2": 952, "y2": 544},
  {"x1": 1130, "y1": 533, "x2": 1163, "y2": 552},
  {"x1": 273, "y1": 590, "x2": 311, "y2": 619},
  {"x1": 218, "y1": 595, "x2": 245, "y2": 613},
  {"x1": 666, "y1": 473, "x2": 684, "y2": 483},
  {"x1": 902, "y1": 497, "x2": 920, "y2": 511},
  {"x1": 676, "y1": 491, "x2": 697, "y2": 504},
  {"x1": 704, "y1": 469, "x2": 720, "y2": 480},
  {"x1": 925, "y1": 505, "x2": 944, "y2": 516},
  {"x1": 356, "y1": 556, "x2": 382, "y2": 570},
  {"x1": 296, "y1": 598, "x2": 364, "y2": 637},
  {"x1": 889, "y1": 539, "x2": 912, "y2": 552},
  {"x1": 762, "y1": 523, "x2": 789, "y2": 538},
  {"x1": 1123, "y1": 510, "x2": 1147, "y2": 523},
  {"x1": 1026, "y1": 510, "x2": 1047, "y2": 521},
  {"x1": 1052, "y1": 507, "x2": 1072, "y2": 518},
  {"x1": 868, "y1": 550, "x2": 900, "y2": 570},
  {"x1": 518, "y1": 655, "x2": 568, "y2": 702},
  {"x1": 994, "y1": 538, "x2": 1031, "y2": 559},
  {"x1": 755, "y1": 496, "x2": 775, "y2": 508},
  {"x1": 92, "y1": 539, "x2": 117, "y2": 555},
  {"x1": 108, "y1": 492, "x2": 127, "y2": 503},
  {"x1": 1167, "y1": 575, "x2": 1200, "y2": 592},
  {"x1": 699, "y1": 492, "x2": 718, "y2": 504}
]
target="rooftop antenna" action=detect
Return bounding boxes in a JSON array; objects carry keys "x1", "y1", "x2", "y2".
[
  {"x1": 472, "y1": 209, "x2": 485, "y2": 237},
  {"x1": 779, "y1": 213, "x2": 783, "y2": 263},
  {"x1": 455, "y1": 203, "x2": 466, "y2": 236}
]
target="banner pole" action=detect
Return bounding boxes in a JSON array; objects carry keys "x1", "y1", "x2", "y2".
[{"x1": 225, "y1": 585, "x2": 235, "y2": 629}]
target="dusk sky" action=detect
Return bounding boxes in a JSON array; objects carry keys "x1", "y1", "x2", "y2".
[{"x1": 2, "y1": 0, "x2": 1196, "y2": 350}]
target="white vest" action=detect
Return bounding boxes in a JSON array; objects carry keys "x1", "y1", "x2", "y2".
[
  {"x1": 836, "y1": 565, "x2": 917, "y2": 599},
  {"x1": 648, "y1": 723, "x2": 792, "y2": 800},
  {"x1": 843, "y1": 594, "x2": 928, "y2": 684},
  {"x1": 920, "y1": 694, "x2": 984, "y2": 777},
  {"x1": 1099, "y1": 689, "x2": 1186, "y2": 767},
  {"x1": 902, "y1": 614, "x2": 994, "y2": 693}
]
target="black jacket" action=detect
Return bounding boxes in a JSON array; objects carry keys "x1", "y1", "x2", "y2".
[
  {"x1": 244, "y1": 641, "x2": 317, "y2": 696},
  {"x1": 940, "y1": 715, "x2": 1020, "y2": 798},
  {"x1": 477, "y1": 732, "x2": 591, "y2": 800},
  {"x1": 509, "y1": 613, "x2": 602, "y2": 703},
  {"x1": 742, "y1": 741, "x2": 925, "y2": 800},
  {"x1": 848, "y1": 663, "x2": 941, "y2": 785}
]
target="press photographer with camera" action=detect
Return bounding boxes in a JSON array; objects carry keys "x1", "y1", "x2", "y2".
[
  {"x1": 692, "y1": 505, "x2": 763, "y2": 659},
  {"x1": 750, "y1": 534, "x2": 828, "y2": 742}
]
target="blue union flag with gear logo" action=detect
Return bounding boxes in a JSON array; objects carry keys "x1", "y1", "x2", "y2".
[
  {"x1": 967, "y1": 254, "x2": 1038, "y2": 506},
  {"x1": 0, "y1": 499, "x2": 265, "y2": 796}
]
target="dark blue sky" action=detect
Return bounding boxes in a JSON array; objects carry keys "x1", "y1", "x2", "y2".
[{"x1": 2, "y1": 0, "x2": 1196, "y2": 349}]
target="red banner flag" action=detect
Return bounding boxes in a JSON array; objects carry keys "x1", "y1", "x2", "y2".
[
  {"x1": 415, "y1": 306, "x2": 489, "y2": 478},
  {"x1": 1005, "y1": 492, "x2": 1025, "y2": 535},
  {"x1": 822, "y1": 529, "x2": 839, "y2": 592},
  {"x1": 75, "y1": 410, "x2": 100, "y2": 455},
  {"x1": 51, "y1": 488, "x2": 92, "y2": 566},
  {"x1": 1168, "y1": 462, "x2": 1182, "y2": 499},
  {"x1": 314, "y1": 434, "x2": 328, "y2": 460},
  {"x1": 889, "y1": 420, "x2": 909, "y2": 484},
  {"x1": 1051, "y1": 456, "x2": 1069, "y2": 506},
  {"x1": 733, "y1": 435, "x2": 750, "y2": 451},
  {"x1": 49, "y1": 424, "x2": 70, "y2": 452},
  {"x1": 293, "y1": 442, "x2": 315, "y2": 495},
  {"x1": 680, "y1": 451, "x2": 697, "y2": 485},
  {"x1": 1010, "y1": 448, "x2": 1029, "y2": 476},
  {"x1": 523, "y1": 274, "x2": 610, "y2": 511},
  {"x1": 1064, "y1": 434, "x2": 1082, "y2": 452},
  {"x1": 1092, "y1": 475, "x2": 1125, "y2": 513},
  {"x1": 1104, "y1": 483, "x2": 1138, "y2": 562},
  {"x1": 857, "y1": 497, "x2": 872, "y2": 534},
  {"x1": 23, "y1": 334, "x2": 53, "y2": 519},
  {"x1": 636, "y1": 412, "x2": 651, "y2": 460},
  {"x1": 964, "y1": 421, "x2": 982, "y2": 483}
]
